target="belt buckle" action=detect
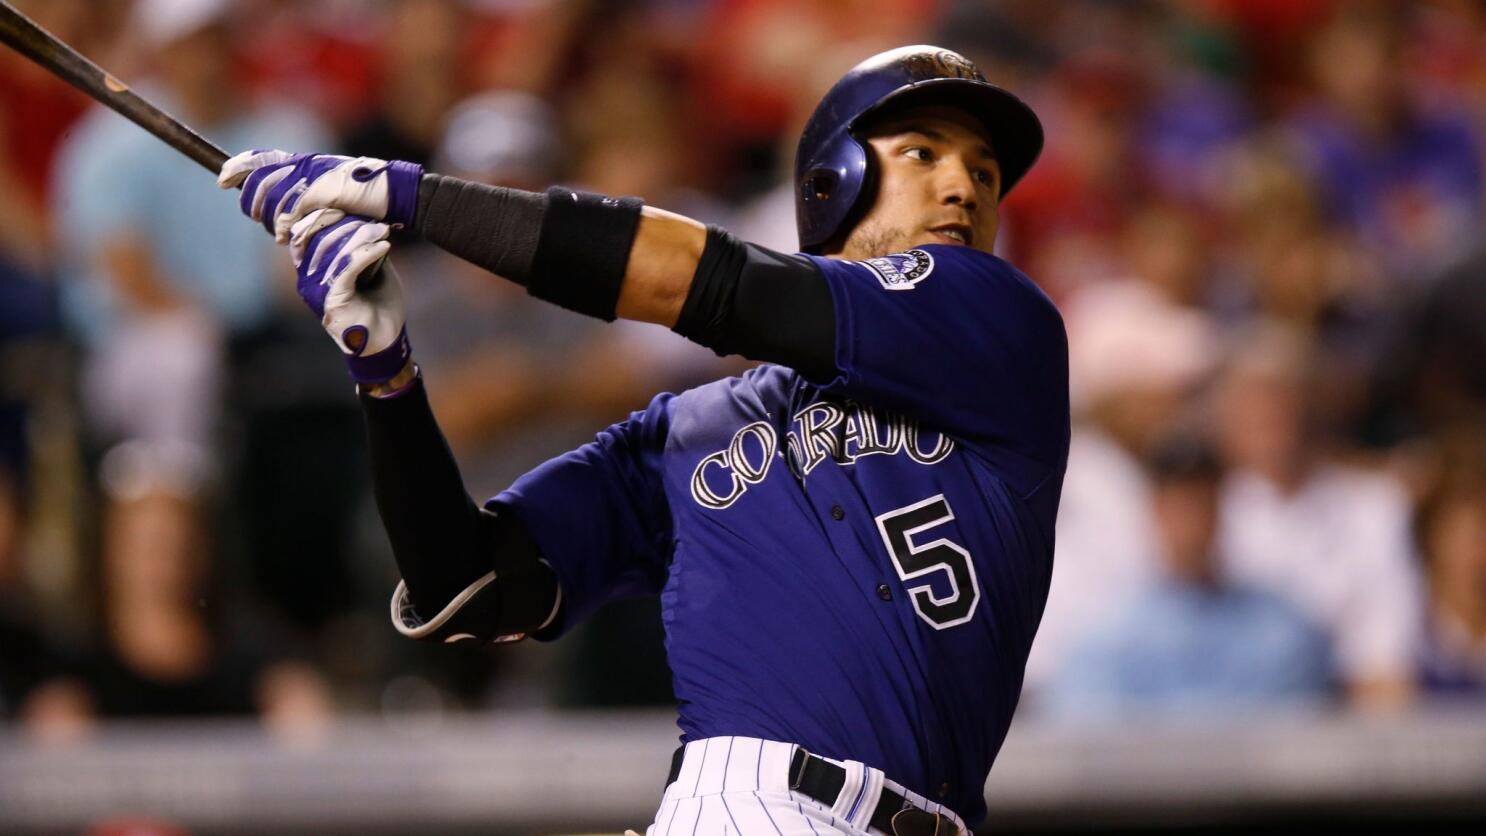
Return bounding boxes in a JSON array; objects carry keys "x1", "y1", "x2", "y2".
[
  {"x1": 789, "y1": 748, "x2": 809, "y2": 790},
  {"x1": 890, "y1": 808, "x2": 953, "y2": 836}
]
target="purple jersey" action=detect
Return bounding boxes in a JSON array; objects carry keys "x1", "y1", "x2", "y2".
[{"x1": 491, "y1": 244, "x2": 1069, "y2": 826}]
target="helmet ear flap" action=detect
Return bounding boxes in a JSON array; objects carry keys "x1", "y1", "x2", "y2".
[
  {"x1": 796, "y1": 139, "x2": 870, "y2": 253},
  {"x1": 826, "y1": 138, "x2": 881, "y2": 254}
]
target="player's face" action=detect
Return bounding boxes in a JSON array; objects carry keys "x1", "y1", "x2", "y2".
[{"x1": 835, "y1": 105, "x2": 1002, "y2": 260}]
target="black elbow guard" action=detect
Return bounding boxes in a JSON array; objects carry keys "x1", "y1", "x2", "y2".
[{"x1": 389, "y1": 510, "x2": 562, "y2": 644}]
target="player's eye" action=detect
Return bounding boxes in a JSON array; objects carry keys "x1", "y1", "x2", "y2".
[
  {"x1": 903, "y1": 146, "x2": 934, "y2": 162},
  {"x1": 975, "y1": 169, "x2": 995, "y2": 186}
]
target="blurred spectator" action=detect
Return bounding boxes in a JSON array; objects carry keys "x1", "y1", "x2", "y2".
[
  {"x1": 52, "y1": 0, "x2": 329, "y2": 452},
  {"x1": 933, "y1": 0, "x2": 1056, "y2": 90},
  {"x1": 30, "y1": 443, "x2": 330, "y2": 734},
  {"x1": 1025, "y1": 281, "x2": 1218, "y2": 693},
  {"x1": 1290, "y1": 7, "x2": 1484, "y2": 277},
  {"x1": 1210, "y1": 137, "x2": 1388, "y2": 430},
  {"x1": 1120, "y1": 203, "x2": 1211, "y2": 308},
  {"x1": 1216, "y1": 322, "x2": 1422, "y2": 710},
  {"x1": 0, "y1": 0, "x2": 95, "y2": 275},
  {"x1": 1000, "y1": 49, "x2": 1149, "y2": 297},
  {"x1": 341, "y1": 0, "x2": 468, "y2": 165},
  {"x1": 1117, "y1": 1, "x2": 1260, "y2": 209},
  {"x1": 565, "y1": 15, "x2": 730, "y2": 224},
  {"x1": 1414, "y1": 452, "x2": 1486, "y2": 697},
  {"x1": 234, "y1": 0, "x2": 381, "y2": 132},
  {"x1": 1, "y1": 445, "x2": 89, "y2": 742},
  {"x1": 0, "y1": 2, "x2": 75, "y2": 722},
  {"x1": 50, "y1": 0, "x2": 363, "y2": 636},
  {"x1": 0, "y1": 469, "x2": 61, "y2": 721},
  {"x1": 1209, "y1": 136, "x2": 1385, "y2": 334},
  {"x1": 1365, "y1": 244, "x2": 1486, "y2": 446},
  {"x1": 1205, "y1": 0, "x2": 1338, "y2": 111},
  {"x1": 1047, "y1": 437, "x2": 1333, "y2": 717},
  {"x1": 436, "y1": 91, "x2": 562, "y2": 191}
]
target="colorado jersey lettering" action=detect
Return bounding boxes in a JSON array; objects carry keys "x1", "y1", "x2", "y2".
[{"x1": 490, "y1": 245, "x2": 1069, "y2": 827}]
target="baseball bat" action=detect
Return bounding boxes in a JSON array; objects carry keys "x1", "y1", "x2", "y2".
[
  {"x1": 0, "y1": 0, "x2": 390, "y2": 303},
  {"x1": 0, "y1": 0, "x2": 227, "y2": 173}
]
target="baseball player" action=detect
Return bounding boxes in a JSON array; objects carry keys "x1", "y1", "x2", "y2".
[{"x1": 219, "y1": 46, "x2": 1067, "y2": 836}]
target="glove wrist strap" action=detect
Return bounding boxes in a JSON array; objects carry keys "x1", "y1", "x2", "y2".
[
  {"x1": 384, "y1": 160, "x2": 424, "y2": 227},
  {"x1": 347, "y1": 327, "x2": 413, "y2": 385}
]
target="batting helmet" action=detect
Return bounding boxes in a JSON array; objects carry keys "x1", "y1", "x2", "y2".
[{"x1": 794, "y1": 45, "x2": 1044, "y2": 253}]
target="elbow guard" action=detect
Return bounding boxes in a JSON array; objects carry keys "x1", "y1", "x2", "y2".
[
  {"x1": 389, "y1": 510, "x2": 563, "y2": 644},
  {"x1": 390, "y1": 566, "x2": 561, "y2": 645}
]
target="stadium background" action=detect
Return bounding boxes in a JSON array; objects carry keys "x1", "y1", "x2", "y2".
[{"x1": 1, "y1": 0, "x2": 1485, "y2": 833}]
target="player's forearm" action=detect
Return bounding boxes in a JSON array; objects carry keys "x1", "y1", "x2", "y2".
[
  {"x1": 616, "y1": 207, "x2": 706, "y2": 325},
  {"x1": 413, "y1": 174, "x2": 702, "y2": 326},
  {"x1": 361, "y1": 370, "x2": 498, "y2": 610},
  {"x1": 411, "y1": 174, "x2": 837, "y2": 378},
  {"x1": 360, "y1": 370, "x2": 562, "y2": 643},
  {"x1": 412, "y1": 174, "x2": 545, "y2": 284}
]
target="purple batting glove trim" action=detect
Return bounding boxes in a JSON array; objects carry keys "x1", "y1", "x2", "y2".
[
  {"x1": 278, "y1": 154, "x2": 352, "y2": 223},
  {"x1": 346, "y1": 327, "x2": 413, "y2": 384},
  {"x1": 240, "y1": 156, "x2": 301, "y2": 225},
  {"x1": 383, "y1": 160, "x2": 424, "y2": 227},
  {"x1": 295, "y1": 215, "x2": 363, "y2": 318},
  {"x1": 254, "y1": 155, "x2": 314, "y2": 234}
]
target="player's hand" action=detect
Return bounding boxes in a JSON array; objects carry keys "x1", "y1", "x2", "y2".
[
  {"x1": 289, "y1": 209, "x2": 412, "y2": 385},
  {"x1": 218, "y1": 149, "x2": 423, "y2": 244}
]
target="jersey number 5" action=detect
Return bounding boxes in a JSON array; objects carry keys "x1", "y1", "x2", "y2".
[{"x1": 875, "y1": 495, "x2": 980, "y2": 629}]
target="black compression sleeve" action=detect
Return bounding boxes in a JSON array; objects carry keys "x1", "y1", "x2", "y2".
[
  {"x1": 412, "y1": 175, "x2": 643, "y2": 321},
  {"x1": 414, "y1": 174, "x2": 545, "y2": 283},
  {"x1": 360, "y1": 375, "x2": 558, "y2": 633},
  {"x1": 673, "y1": 227, "x2": 838, "y2": 382},
  {"x1": 526, "y1": 187, "x2": 644, "y2": 321}
]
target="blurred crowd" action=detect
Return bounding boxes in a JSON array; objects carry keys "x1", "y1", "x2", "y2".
[{"x1": 2, "y1": 0, "x2": 1486, "y2": 743}]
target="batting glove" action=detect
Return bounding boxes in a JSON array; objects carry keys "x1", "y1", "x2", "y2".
[
  {"x1": 218, "y1": 149, "x2": 423, "y2": 244},
  {"x1": 290, "y1": 209, "x2": 412, "y2": 385}
]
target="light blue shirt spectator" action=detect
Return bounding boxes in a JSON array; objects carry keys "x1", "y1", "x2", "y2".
[
  {"x1": 52, "y1": 88, "x2": 328, "y2": 343},
  {"x1": 1046, "y1": 578, "x2": 1335, "y2": 718}
]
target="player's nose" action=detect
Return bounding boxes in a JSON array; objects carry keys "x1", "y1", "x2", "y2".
[{"x1": 936, "y1": 156, "x2": 979, "y2": 211}]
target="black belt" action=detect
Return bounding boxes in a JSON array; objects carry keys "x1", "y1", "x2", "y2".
[{"x1": 665, "y1": 745, "x2": 958, "y2": 836}]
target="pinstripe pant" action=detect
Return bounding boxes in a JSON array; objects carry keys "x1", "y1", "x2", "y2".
[{"x1": 645, "y1": 737, "x2": 967, "y2": 836}]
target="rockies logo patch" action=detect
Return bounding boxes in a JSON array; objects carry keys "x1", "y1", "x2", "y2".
[{"x1": 860, "y1": 249, "x2": 935, "y2": 290}]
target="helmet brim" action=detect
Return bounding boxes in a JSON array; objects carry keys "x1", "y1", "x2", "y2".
[{"x1": 848, "y1": 77, "x2": 1045, "y2": 199}]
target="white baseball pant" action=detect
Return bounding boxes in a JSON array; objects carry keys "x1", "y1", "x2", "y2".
[{"x1": 643, "y1": 736, "x2": 967, "y2": 836}]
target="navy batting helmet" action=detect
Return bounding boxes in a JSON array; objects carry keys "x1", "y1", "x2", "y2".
[{"x1": 794, "y1": 45, "x2": 1044, "y2": 253}]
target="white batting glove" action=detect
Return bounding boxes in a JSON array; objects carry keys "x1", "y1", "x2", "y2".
[
  {"x1": 289, "y1": 209, "x2": 412, "y2": 384},
  {"x1": 219, "y1": 149, "x2": 424, "y2": 244}
]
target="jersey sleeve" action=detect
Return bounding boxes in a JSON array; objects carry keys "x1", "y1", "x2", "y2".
[
  {"x1": 804, "y1": 245, "x2": 1069, "y2": 471},
  {"x1": 486, "y1": 392, "x2": 675, "y2": 635}
]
